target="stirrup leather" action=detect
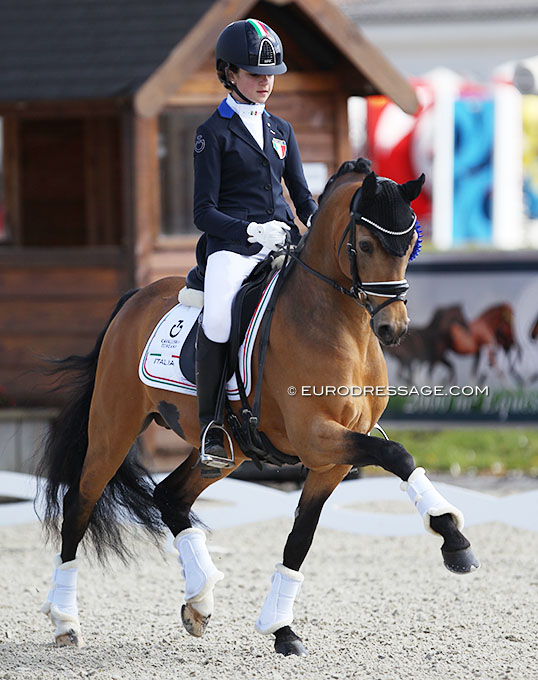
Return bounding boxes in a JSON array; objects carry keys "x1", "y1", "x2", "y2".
[{"x1": 199, "y1": 421, "x2": 235, "y2": 469}]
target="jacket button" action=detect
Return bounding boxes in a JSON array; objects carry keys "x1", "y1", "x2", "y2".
[
  {"x1": 264, "y1": 184, "x2": 271, "y2": 191},
  {"x1": 262, "y1": 159, "x2": 269, "y2": 166},
  {"x1": 266, "y1": 208, "x2": 274, "y2": 215}
]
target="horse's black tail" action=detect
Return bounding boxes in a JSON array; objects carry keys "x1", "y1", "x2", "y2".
[{"x1": 37, "y1": 288, "x2": 164, "y2": 563}]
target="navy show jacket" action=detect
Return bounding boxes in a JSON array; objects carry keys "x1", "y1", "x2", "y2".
[{"x1": 193, "y1": 98, "x2": 317, "y2": 257}]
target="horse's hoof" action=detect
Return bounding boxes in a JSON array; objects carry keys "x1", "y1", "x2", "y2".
[
  {"x1": 442, "y1": 546, "x2": 480, "y2": 574},
  {"x1": 274, "y1": 627, "x2": 308, "y2": 656},
  {"x1": 181, "y1": 603, "x2": 211, "y2": 637},
  {"x1": 55, "y1": 630, "x2": 84, "y2": 648},
  {"x1": 274, "y1": 638, "x2": 308, "y2": 656}
]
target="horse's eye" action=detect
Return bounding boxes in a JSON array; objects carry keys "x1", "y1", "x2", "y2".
[{"x1": 359, "y1": 240, "x2": 373, "y2": 254}]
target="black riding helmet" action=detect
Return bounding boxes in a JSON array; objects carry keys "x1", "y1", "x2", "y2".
[{"x1": 216, "y1": 19, "x2": 287, "y2": 103}]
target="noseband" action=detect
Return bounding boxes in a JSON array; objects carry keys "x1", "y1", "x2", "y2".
[{"x1": 290, "y1": 186, "x2": 410, "y2": 326}]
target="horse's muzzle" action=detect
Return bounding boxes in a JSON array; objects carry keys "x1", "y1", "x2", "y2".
[{"x1": 374, "y1": 320, "x2": 409, "y2": 346}]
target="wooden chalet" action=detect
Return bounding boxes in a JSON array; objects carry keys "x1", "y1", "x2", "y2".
[{"x1": 0, "y1": 0, "x2": 417, "y2": 407}]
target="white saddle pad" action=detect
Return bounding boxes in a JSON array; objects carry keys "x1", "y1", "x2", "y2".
[{"x1": 138, "y1": 271, "x2": 280, "y2": 400}]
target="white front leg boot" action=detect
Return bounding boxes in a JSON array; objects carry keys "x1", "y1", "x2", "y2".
[
  {"x1": 41, "y1": 554, "x2": 83, "y2": 647},
  {"x1": 174, "y1": 528, "x2": 224, "y2": 637},
  {"x1": 401, "y1": 467, "x2": 465, "y2": 534},
  {"x1": 255, "y1": 563, "x2": 304, "y2": 635}
]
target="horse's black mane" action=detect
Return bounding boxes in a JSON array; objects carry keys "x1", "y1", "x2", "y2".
[{"x1": 317, "y1": 157, "x2": 372, "y2": 206}]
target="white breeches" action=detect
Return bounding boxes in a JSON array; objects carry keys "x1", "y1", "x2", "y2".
[{"x1": 202, "y1": 248, "x2": 270, "y2": 343}]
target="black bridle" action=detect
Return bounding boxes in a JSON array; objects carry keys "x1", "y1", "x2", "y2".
[{"x1": 290, "y1": 187, "x2": 410, "y2": 327}]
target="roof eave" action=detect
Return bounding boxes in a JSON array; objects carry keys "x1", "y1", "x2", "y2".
[
  {"x1": 134, "y1": 0, "x2": 418, "y2": 118},
  {"x1": 292, "y1": 0, "x2": 418, "y2": 114},
  {"x1": 134, "y1": 0, "x2": 256, "y2": 118}
]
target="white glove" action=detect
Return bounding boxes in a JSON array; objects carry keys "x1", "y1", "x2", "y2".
[{"x1": 247, "y1": 220, "x2": 290, "y2": 251}]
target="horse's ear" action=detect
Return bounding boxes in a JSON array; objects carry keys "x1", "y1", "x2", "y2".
[
  {"x1": 399, "y1": 173, "x2": 425, "y2": 203},
  {"x1": 360, "y1": 171, "x2": 378, "y2": 202}
]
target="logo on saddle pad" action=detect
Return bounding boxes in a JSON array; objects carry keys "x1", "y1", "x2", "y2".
[
  {"x1": 272, "y1": 138, "x2": 287, "y2": 159},
  {"x1": 138, "y1": 272, "x2": 280, "y2": 400}
]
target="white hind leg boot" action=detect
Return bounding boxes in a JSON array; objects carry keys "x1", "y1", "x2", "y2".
[
  {"x1": 255, "y1": 563, "x2": 304, "y2": 635},
  {"x1": 401, "y1": 467, "x2": 465, "y2": 535},
  {"x1": 41, "y1": 554, "x2": 84, "y2": 647},
  {"x1": 174, "y1": 528, "x2": 224, "y2": 633}
]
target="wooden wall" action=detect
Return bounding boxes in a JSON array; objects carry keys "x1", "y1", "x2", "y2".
[
  {"x1": 3, "y1": 114, "x2": 124, "y2": 248},
  {"x1": 0, "y1": 253, "x2": 128, "y2": 407},
  {"x1": 132, "y1": 116, "x2": 161, "y2": 286},
  {"x1": 0, "y1": 107, "x2": 133, "y2": 407}
]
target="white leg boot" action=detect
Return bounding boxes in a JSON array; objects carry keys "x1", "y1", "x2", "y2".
[
  {"x1": 174, "y1": 528, "x2": 224, "y2": 637},
  {"x1": 41, "y1": 554, "x2": 84, "y2": 647},
  {"x1": 401, "y1": 467, "x2": 465, "y2": 534},
  {"x1": 256, "y1": 563, "x2": 304, "y2": 635}
]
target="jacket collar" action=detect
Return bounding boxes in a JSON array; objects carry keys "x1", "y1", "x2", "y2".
[
  {"x1": 218, "y1": 96, "x2": 271, "y2": 120},
  {"x1": 217, "y1": 98, "x2": 234, "y2": 119},
  {"x1": 218, "y1": 98, "x2": 281, "y2": 158}
]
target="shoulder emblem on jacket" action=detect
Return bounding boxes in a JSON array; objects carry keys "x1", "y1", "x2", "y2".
[{"x1": 194, "y1": 135, "x2": 206, "y2": 153}]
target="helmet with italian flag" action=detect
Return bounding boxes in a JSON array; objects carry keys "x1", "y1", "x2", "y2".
[{"x1": 215, "y1": 19, "x2": 287, "y2": 75}]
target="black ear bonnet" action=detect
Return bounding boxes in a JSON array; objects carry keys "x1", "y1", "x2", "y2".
[{"x1": 352, "y1": 172, "x2": 425, "y2": 259}]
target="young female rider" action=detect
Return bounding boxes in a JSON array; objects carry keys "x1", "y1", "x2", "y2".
[{"x1": 193, "y1": 19, "x2": 317, "y2": 467}]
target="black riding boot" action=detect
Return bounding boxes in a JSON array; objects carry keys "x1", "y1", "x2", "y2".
[{"x1": 195, "y1": 326, "x2": 233, "y2": 468}]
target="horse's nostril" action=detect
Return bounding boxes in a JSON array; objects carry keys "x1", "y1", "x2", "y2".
[{"x1": 377, "y1": 324, "x2": 395, "y2": 344}]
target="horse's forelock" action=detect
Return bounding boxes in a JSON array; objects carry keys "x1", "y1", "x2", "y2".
[{"x1": 317, "y1": 157, "x2": 372, "y2": 207}]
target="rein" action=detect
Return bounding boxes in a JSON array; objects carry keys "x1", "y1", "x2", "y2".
[{"x1": 290, "y1": 186, "x2": 410, "y2": 326}]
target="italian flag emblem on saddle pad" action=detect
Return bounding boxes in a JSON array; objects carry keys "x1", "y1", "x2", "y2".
[{"x1": 272, "y1": 138, "x2": 287, "y2": 159}]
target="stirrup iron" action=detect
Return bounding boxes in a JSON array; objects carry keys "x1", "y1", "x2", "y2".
[{"x1": 199, "y1": 421, "x2": 235, "y2": 469}]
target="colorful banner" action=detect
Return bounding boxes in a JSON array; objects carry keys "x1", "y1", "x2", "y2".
[
  {"x1": 523, "y1": 94, "x2": 538, "y2": 220},
  {"x1": 366, "y1": 78, "x2": 496, "y2": 247},
  {"x1": 453, "y1": 97, "x2": 494, "y2": 244}
]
